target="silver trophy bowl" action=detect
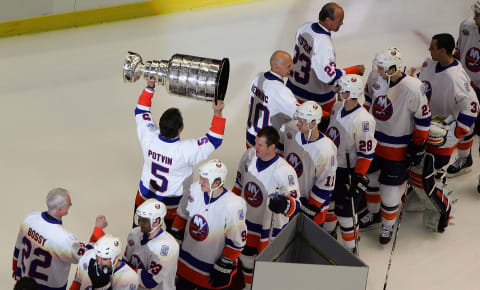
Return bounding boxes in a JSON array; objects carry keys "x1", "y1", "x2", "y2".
[{"x1": 123, "y1": 51, "x2": 229, "y2": 102}]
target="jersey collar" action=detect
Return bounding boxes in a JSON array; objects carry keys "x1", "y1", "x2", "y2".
[
  {"x1": 435, "y1": 59, "x2": 459, "y2": 73},
  {"x1": 114, "y1": 261, "x2": 126, "y2": 273},
  {"x1": 42, "y1": 211, "x2": 62, "y2": 225},
  {"x1": 312, "y1": 23, "x2": 331, "y2": 36},
  {"x1": 256, "y1": 154, "x2": 279, "y2": 172},
  {"x1": 341, "y1": 103, "x2": 361, "y2": 117},
  {"x1": 300, "y1": 131, "x2": 324, "y2": 144},
  {"x1": 203, "y1": 188, "x2": 228, "y2": 204},
  {"x1": 389, "y1": 73, "x2": 406, "y2": 88},
  {"x1": 264, "y1": 71, "x2": 284, "y2": 83},
  {"x1": 159, "y1": 135, "x2": 180, "y2": 143},
  {"x1": 141, "y1": 228, "x2": 164, "y2": 245}
]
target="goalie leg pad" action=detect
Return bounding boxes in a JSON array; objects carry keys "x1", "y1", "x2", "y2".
[{"x1": 423, "y1": 184, "x2": 454, "y2": 232}]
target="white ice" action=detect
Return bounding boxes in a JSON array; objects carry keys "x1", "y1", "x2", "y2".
[{"x1": 1, "y1": 0, "x2": 479, "y2": 289}]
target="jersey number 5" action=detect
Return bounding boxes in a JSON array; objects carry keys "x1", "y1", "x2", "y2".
[
  {"x1": 21, "y1": 237, "x2": 52, "y2": 282},
  {"x1": 150, "y1": 162, "x2": 170, "y2": 193}
]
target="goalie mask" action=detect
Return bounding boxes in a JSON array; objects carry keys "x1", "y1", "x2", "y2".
[
  {"x1": 94, "y1": 234, "x2": 122, "y2": 266},
  {"x1": 198, "y1": 159, "x2": 228, "y2": 192},
  {"x1": 374, "y1": 47, "x2": 404, "y2": 77},
  {"x1": 337, "y1": 74, "x2": 364, "y2": 100},
  {"x1": 135, "y1": 198, "x2": 167, "y2": 232}
]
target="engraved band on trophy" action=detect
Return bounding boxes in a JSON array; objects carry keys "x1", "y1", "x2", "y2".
[{"x1": 123, "y1": 51, "x2": 229, "y2": 102}]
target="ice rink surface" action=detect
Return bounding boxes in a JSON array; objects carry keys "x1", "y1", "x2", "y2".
[{"x1": 2, "y1": 0, "x2": 479, "y2": 289}]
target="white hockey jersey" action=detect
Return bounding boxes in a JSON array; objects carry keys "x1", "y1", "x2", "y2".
[
  {"x1": 71, "y1": 249, "x2": 138, "y2": 290},
  {"x1": 286, "y1": 22, "x2": 345, "y2": 107},
  {"x1": 418, "y1": 58, "x2": 478, "y2": 155},
  {"x1": 279, "y1": 120, "x2": 337, "y2": 222},
  {"x1": 175, "y1": 183, "x2": 247, "y2": 288},
  {"x1": 326, "y1": 102, "x2": 376, "y2": 173},
  {"x1": 232, "y1": 150, "x2": 300, "y2": 252},
  {"x1": 455, "y1": 17, "x2": 480, "y2": 88},
  {"x1": 135, "y1": 88, "x2": 226, "y2": 218},
  {"x1": 246, "y1": 71, "x2": 299, "y2": 148},
  {"x1": 13, "y1": 211, "x2": 85, "y2": 289},
  {"x1": 364, "y1": 72, "x2": 431, "y2": 161},
  {"x1": 124, "y1": 227, "x2": 179, "y2": 290}
]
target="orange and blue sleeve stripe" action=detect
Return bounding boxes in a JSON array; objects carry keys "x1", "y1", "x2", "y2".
[
  {"x1": 139, "y1": 269, "x2": 158, "y2": 289},
  {"x1": 137, "y1": 88, "x2": 154, "y2": 107},
  {"x1": 355, "y1": 155, "x2": 373, "y2": 175},
  {"x1": 222, "y1": 238, "x2": 244, "y2": 262},
  {"x1": 456, "y1": 112, "x2": 477, "y2": 138}
]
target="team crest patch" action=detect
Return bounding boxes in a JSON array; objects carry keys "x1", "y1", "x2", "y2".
[
  {"x1": 372, "y1": 95, "x2": 393, "y2": 121},
  {"x1": 238, "y1": 209, "x2": 245, "y2": 220},
  {"x1": 128, "y1": 240, "x2": 135, "y2": 247},
  {"x1": 286, "y1": 152, "x2": 304, "y2": 177},
  {"x1": 189, "y1": 214, "x2": 209, "y2": 241},
  {"x1": 462, "y1": 29, "x2": 470, "y2": 36},
  {"x1": 465, "y1": 82, "x2": 471, "y2": 92},
  {"x1": 244, "y1": 182, "x2": 263, "y2": 207},
  {"x1": 362, "y1": 121, "x2": 369, "y2": 132},
  {"x1": 422, "y1": 81, "x2": 432, "y2": 101},
  {"x1": 331, "y1": 156, "x2": 335, "y2": 166},
  {"x1": 83, "y1": 262, "x2": 88, "y2": 271},
  {"x1": 287, "y1": 132, "x2": 293, "y2": 140},
  {"x1": 325, "y1": 127, "x2": 340, "y2": 147},
  {"x1": 161, "y1": 245, "x2": 170, "y2": 256},
  {"x1": 465, "y1": 47, "x2": 480, "y2": 72},
  {"x1": 288, "y1": 175, "x2": 296, "y2": 185}
]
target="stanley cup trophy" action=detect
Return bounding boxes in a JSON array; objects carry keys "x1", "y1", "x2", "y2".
[{"x1": 123, "y1": 51, "x2": 229, "y2": 103}]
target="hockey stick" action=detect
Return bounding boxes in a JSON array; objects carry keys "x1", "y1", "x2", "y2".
[
  {"x1": 268, "y1": 188, "x2": 280, "y2": 243},
  {"x1": 346, "y1": 153, "x2": 359, "y2": 255},
  {"x1": 382, "y1": 178, "x2": 410, "y2": 290}
]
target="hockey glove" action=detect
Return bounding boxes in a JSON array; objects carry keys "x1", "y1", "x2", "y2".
[
  {"x1": 300, "y1": 200, "x2": 319, "y2": 220},
  {"x1": 347, "y1": 173, "x2": 369, "y2": 198},
  {"x1": 171, "y1": 228, "x2": 184, "y2": 245},
  {"x1": 88, "y1": 259, "x2": 113, "y2": 290},
  {"x1": 209, "y1": 256, "x2": 236, "y2": 288},
  {"x1": 268, "y1": 194, "x2": 291, "y2": 214},
  {"x1": 405, "y1": 141, "x2": 426, "y2": 166}
]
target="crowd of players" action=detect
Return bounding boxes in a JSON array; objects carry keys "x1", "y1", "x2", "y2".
[{"x1": 12, "y1": 1, "x2": 480, "y2": 290}]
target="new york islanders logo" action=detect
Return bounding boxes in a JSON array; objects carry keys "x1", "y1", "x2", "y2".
[
  {"x1": 189, "y1": 214, "x2": 209, "y2": 241},
  {"x1": 372, "y1": 96, "x2": 393, "y2": 121},
  {"x1": 325, "y1": 127, "x2": 340, "y2": 147},
  {"x1": 244, "y1": 182, "x2": 263, "y2": 207},
  {"x1": 129, "y1": 255, "x2": 145, "y2": 269},
  {"x1": 465, "y1": 47, "x2": 480, "y2": 72},
  {"x1": 286, "y1": 153, "x2": 304, "y2": 177},
  {"x1": 422, "y1": 81, "x2": 432, "y2": 102}
]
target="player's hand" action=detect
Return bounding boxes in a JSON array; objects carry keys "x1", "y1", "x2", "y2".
[
  {"x1": 209, "y1": 256, "x2": 236, "y2": 288},
  {"x1": 212, "y1": 100, "x2": 224, "y2": 117},
  {"x1": 357, "y1": 65, "x2": 365, "y2": 76},
  {"x1": 146, "y1": 79, "x2": 156, "y2": 90},
  {"x1": 268, "y1": 194, "x2": 290, "y2": 214},
  {"x1": 405, "y1": 141, "x2": 426, "y2": 167},
  {"x1": 95, "y1": 215, "x2": 108, "y2": 229},
  {"x1": 171, "y1": 228, "x2": 184, "y2": 245},
  {"x1": 347, "y1": 173, "x2": 369, "y2": 198}
]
